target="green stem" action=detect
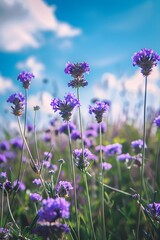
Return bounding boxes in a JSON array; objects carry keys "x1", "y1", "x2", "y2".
[
  {"x1": 83, "y1": 173, "x2": 97, "y2": 240},
  {"x1": 99, "y1": 123, "x2": 107, "y2": 240},
  {"x1": 5, "y1": 190, "x2": 20, "y2": 231},
  {"x1": 67, "y1": 122, "x2": 80, "y2": 240},
  {"x1": 34, "y1": 109, "x2": 40, "y2": 164},
  {"x1": 1, "y1": 187, "x2": 4, "y2": 226},
  {"x1": 55, "y1": 163, "x2": 63, "y2": 186},
  {"x1": 17, "y1": 116, "x2": 49, "y2": 198},
  {"x1": 136, "y1": 75, "x2": 148, "y2": 240},
  {"x1": 77, "y1": 88, "x2": 84, "y2": 152}
]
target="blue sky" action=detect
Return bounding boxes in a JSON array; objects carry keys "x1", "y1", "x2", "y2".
[{"x1": 0, "y1": 0, "x2": 160, "y2": 129}]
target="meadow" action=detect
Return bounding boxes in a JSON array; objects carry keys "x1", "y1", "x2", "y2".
[{"x1": 0, "y1": 49, "x2": 160, "y2": 240}]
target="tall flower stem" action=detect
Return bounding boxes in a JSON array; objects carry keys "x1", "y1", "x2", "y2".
[
  {"x1": 67, "y1": 122, "x2": 80, "y2": 240},
  {"x1": 17, "y1": 116, "x2": 49, "y2": 198},
  {"x1": 1, "y1": 187, "x2": 4, "y2": 226},
  {"x1": 99, "y1": 122, "x2": 107, "y2": 240},
  {"x1": 76, "y1": 88, "x2": 84, "y2": 152},
  {"x1": 136, "y1": 75, "x2": 148, "y2": 240},
  {"x1": 76, "y1": 88, "x2": 96, "y2": 239},
  {"x1": 83, "y1": 173, "x2": 97, "y2": 240},
  {"x1": 5, "y1": 190, "x2": 20, "y2": 231},
  {"x1": 33, "y1": 109, "x2": 40, "y2": 164},
  {"x1": 17, "y1": 89, "x2": 28, "y2": 182}
]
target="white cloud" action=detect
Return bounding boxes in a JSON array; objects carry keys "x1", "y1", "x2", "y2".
[
  {"x1": 16, "y1": 56, "x2": 45, "y2": 79},
  {"x1": 0, "y1": 74, "x2": 16, "y2": 93},
  {"x1": 0, "y1": 0, "x2": 81, "y2": 51}
]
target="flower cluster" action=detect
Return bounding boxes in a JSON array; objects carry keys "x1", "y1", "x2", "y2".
[
  {"x1": 38, "y1": 197, "x2": 70, "y2": 222},
  {"x1": 0, "y1": 227, "x2": 10, "y2": 240},
  {"x1": 7, "y1": 93, "x2": 25, "y2": 116},
  {"x1": 154, "y1": 114, "x2": 160, "y2": 128},
  {"x1": 104, "y1": 143, "x2": 122, "y2": 156},
  {"x1": 131, "y1": 139, "x2": 146, "y2": 153},
  {"x1": 56, "y1": 181, "x2": 73, "y2": 197},
  {"x1": 89, "y1": 101, "x2": 110, "y2": 123},
  {"x1": 73, "y1": 148, "x2": 95, "y2": 171},
  {"x1": 132, "y1": 48, "x2": 160, "y2": 76},
  {"x1": 64, "y1": 62, "x2": 90, "y2": 88},
  {"x1": 50, "y1": 93, "x2": 80, "y2": 121},
  {"x1": 145, "y1": 202, "x2": 160, "y2": 222},
  {"x1": 17, "y1": 71, "x2": 35, "y2": 89}
]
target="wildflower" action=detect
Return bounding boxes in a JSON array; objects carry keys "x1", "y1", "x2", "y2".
[
  {"x1": 4, "y1": 181, "x2": 13, "y2": 192},
  {"x1": 132, "y1": 48, "x2": 160, "y2": 76},
  {"x1": 73, "y1": 148, "x2": 95, "y2": 171},
  {"x1": 71, "y1": 130, "x2": 81, "y2": 140},
  {"x1": 30, "y1": 193, "x2": 42, "y2": 202},
  {"x1": 89, "y1": 101, "x2": 109, "y2": 123},
  {"x1": 154, "y1": 114, "x2": 160, "y2": 127},
  {"x1": 102, "y1": 162, "x2": 112, "y2": 170},
  {"x1": 0, "y1": 227, "x2": 10, "y2": 240},
  {"x1": 10, "y1": 137, "x2": 23, "y2": 149},
  {"x1": 17, "y1": 71, "x2": 35, "y2": 89},
  {"x1": 59, "y1": 122, "x2": 77, "y2": 135},
  {"x1": 0, "y1": 172, "x2": 7, "y2": 182},
  {"x1": 131, "y1": 139, "x2": 146, "y2": 153},
  {"x1": 32, "y1": 178, "x2": 42, "y2": 186},
  {"x1": 38, "y1": 197, "x2": 70, "y2": 222},
  {"x1": 0, "y1": 154, "x2": 7, "y2": 164},
  {"x1": 50, "y1": 93, "x2": 80, "y2": 121},
  {"x1": 117, "y1": 153, "x2": 132, "y2": 162},
  {"x1": 27, "y1": 123, "x2": 34, "y2": 132},
  {"x1": 104, "y1": 143, "x2": 122, "y2": 156},
  {"x1": 145, "y1": 202, "x2": 160, "y2": 222},
  {"x1": 13, "y1": 180, "x2": 26, "y2": 191},
  {"x1": 7, "y1": 93, "x2": 25, "y2": 116},
  {"x1": 56, "y1": 181, "x2": 73, "y2": 197},
  {"x1": 0, "y1": 141, "x2": 10, "y2": 151},
  {"x1": 85, "y1": 129, "x2": 98, "y2": 138},
  {"x1": 64, "y1": 62, "x2": 90, "y2": 88}
]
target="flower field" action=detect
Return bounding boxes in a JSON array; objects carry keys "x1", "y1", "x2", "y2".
[{"x1": 0, "y1": 49, "x2": 160, "y2": 240}]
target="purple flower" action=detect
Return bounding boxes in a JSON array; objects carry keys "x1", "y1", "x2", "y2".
[
  {"x1": 13, "y1": 180, "x2": 26, "y2": 191},
  {"x1": 33, "y1": 178, "x2": 42, "y2": 186},
  {"x1": 146, "y1": 202, "x2": 160, "y2": 222},
  {"x1": 30, "y1": 193, "x2": 42, "y2": 202},
  {"x1": 64, "y1": 62, "x2": 90, "y2": 88},
  {"x1": 0, "y1": 141, "x2": 10, "y2": 151},
  {"x1": 0, "y1": 227, "x2": 10, "y2": 239},
  {"x1": 0, "y1": 154, "x2": 7, "y2": 164},
  {"x1": 85, "y1": 129, "x2": 98, "y2": 138},
  {"x1": 17, "y1": 71, "x2": 35, "y2": 89},
  {"x1": 56, "y1": 181, "x2": 73, "y2": 197},
  {"x1": 10, "y1": 137, "x2": 23, "y2": 149},
  {"x1": 50, "y1": 93, "x2": 80, "y2": 121},
  {"x1": 59, "y1": 122, "x2": 77, "y2": 135},
  {"x1": 117, "y1": 153, "x2": 132, "y2": 162},
  {"x1": 154, "y1": 115, "x2": 160, "y2": 127},
  {"x1": 71, "y1": 130, "x2": 81, "y2": 140},
  {"x1": 64, "y1": 62, "x2": 90, "y2": 77},
  {"x1": 0, "y1": 172, "x2": 7, "y2": 183},
  {"x1": 73, "y1": 148, "x2": 95, "y2": 171},
  {"x1": 132, "y1": 48, "x2": 160, "y2": 76},
  {"x1": 38, "y1": 197, "x2": 70, "y2": 222},
  {"x1": 27, "y1": 123, "x2": 34, "y2": 132},
  {"x1": 102, "y1": 162, "x2": 112, "y2": 170},
  {"x1": 131, "y1": 139, "x2": 147, "y2": 152},
  {"x1": 89, "y1": 101, "x2": 109, "y2": 123},
  {"x1": 7, "y1": 93, "x2": 25, "y2": 116},
  {"x1": 104, "y1": 143, "x2": 122, "y2": 156}
]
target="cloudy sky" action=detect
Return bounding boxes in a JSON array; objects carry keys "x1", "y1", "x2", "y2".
[{"x1": 0, "y1": 0, "x2": 160, "y2": 129}]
